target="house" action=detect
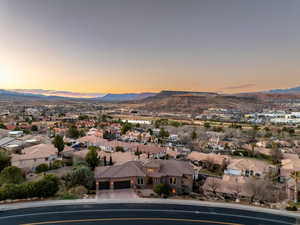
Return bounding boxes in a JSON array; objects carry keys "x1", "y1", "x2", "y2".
[
  {"x1": 95, "y1": 159, "x2": 194, "y2": 195},
  {"x1": 224, "y1": 158, "x2": 272, "y2": 177},
  {"x1": 11, "y1": 144, "x2": 58, "y2": 171},
  {"x1": 187, "y1": 151, "x2": 230, "y2": 166},
  {"x1": 280, "y1": 158, "x2": 300, "y2": 182},
  {"x1": 202, "y1": 174, "x2": 252, "y2": 200}
]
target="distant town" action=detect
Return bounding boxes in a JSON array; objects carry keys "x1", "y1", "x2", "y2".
[{"x1": 0, "y1": 89, "x2": 300, "y2": 211}]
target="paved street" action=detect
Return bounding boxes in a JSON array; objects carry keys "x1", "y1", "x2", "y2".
[
  {"x1": 0, "y1": 203, "x2": 297, "y2": 225},
  {"x1": 97, "y1": 189, "x2": 139, "y2": 199}
]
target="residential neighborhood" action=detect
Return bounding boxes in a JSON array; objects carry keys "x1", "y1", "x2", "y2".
[{"x1": 1, "y1": 99, "x2": 300, "y2": 212}]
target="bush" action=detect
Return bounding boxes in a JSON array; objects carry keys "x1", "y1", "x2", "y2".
[
  {"x1": 0, "y1": 166, "x2": 25, "y2": 185},
  {"x1": 35, "y1": 164, "x2": 49, "y2": 173},
  {"x1": 0, "y1": 174, "x2": 59, "y2": 201},
  {"x1": 286, "y1": 206, "x2": 297, "y2": 211},
  {"x1": 68, "y1": 185, "x2": 88, "y2": 197},
  {"x1": 50, "y1": 160, "x2": 64, "y2": 170},
  {"x1": 0, "y1": 150, "x2": 10, "y2": 173},
  {"x1": 115, "y1": 146, "x2": 125, "y2": 152},
  {"x1": 58, "y1": 192, "x2": 78, "y2": 200},
  {"x1": 153, "y1": 184, "x2": 171, "y2": 197},
  {"x1": 62, "y1": 166, "x2": 95, "y2": 190}
]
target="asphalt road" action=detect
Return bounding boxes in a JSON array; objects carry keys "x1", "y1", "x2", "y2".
[{"x1": 0, "y1": 203, "x2": 297, "y2": 225}]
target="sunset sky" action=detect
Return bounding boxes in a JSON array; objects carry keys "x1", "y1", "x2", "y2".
[{"x1": 0, "y1": 0, "x2": 300, "y2": 94}]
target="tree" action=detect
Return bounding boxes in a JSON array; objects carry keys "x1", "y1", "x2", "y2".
[
  {"x1": 159, "y1": 128, "x2": 169, "y2": 139},
  {"x1": 121, "y1": 122, "x2": 132, "y2": 135},
  {"x1": 85, "y1": 148, "x2": 100, "y2": 170},
  {"x1": 103, "y1": 156, "x2": 107, "y2": 166},
  {"x1": 53, "y1": 135, "x2": 64, "y2": 156},
  {"x1": 0, "y1": 123, "x2": 7, "y2": 129},
  {"x1": 0, "y1": 151, "x2": 10, "y2": 172},
  {"x1": 246, "y1": 178, "x2": 267, "y2": 203},
  {"x1": 205, "y1": 178, "x2": 220, "y2": 198},
  {"x1": 290, "y1": 171, "x2": 300, "y2": 203},
  {"x1": 62, "y1": 166, "x2": 94, "y2": 190},
  {"x1": 31, "y1": 125, "x2": 38, "y2": 132},
  {"x1": 115, "y1": 146, "x2": 124, "y2": 152},
  {"x1": 271, "y1": 142, "x2": 283, "y2": 164},
  {"x1": 33, "y1": 174, "x2": 60, "y2": 198},
  {"x1": 204, "y1": 122, "x2": 211, "y2": 129},
  {"x1": 191, "y1": 130, "x2": 197, "y2": 140},
  {"x1": 0, "y1": 166, "x2": 24, "y2": 185},
  {"x1": 67, "y1": 125, "x2": 80, "y2": 139}
]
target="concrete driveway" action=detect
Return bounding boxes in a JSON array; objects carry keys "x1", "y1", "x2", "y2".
[{"x1": 97, "y1": 189, "x2": 139, "y2": 199}]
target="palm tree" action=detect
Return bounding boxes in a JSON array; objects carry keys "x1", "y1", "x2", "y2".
[{"x1": 290, "y1": 171, "x2": 300, "y2": 203}]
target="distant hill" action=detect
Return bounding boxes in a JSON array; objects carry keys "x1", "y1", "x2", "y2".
[
  {"x1": 134, "y1": 90, "x2": 261, "y2": 113},
  {"x1": 267, "y1": 86, "x2": 300, "y2": 93},
  {"x1": 99, "y1": 93, "x2": 157, "y2": 102},
  {"x1": 0, "y1": 89, "x2": 157, "y2": 102}
]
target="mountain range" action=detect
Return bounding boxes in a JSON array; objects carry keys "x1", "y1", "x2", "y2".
[
  {"x1": 1, "y1": 86, "x2": 300, "y2": 103},
  {"x1": 0, "y1": 89, "x2": 156, "y2": 102}
]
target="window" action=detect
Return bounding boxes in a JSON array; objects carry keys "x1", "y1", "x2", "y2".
[
  {"x1": 169, "y1": 177, "x2": 176, "y2": 185},
  {"x1": 137, "y1": 177, "x2": 144, "y2": 185}
]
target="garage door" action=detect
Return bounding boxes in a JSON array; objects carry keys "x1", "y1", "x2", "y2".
[
  {"x1": 99, "y1": 181, "x2": 110, "y2": 190},
  {"x1": 114, "y1": 180, "x2": 131, "y2": 189}
]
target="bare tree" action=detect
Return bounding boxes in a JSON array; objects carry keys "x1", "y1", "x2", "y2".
[
  {"x1": 246, "y1": 178, "x2": 266, "y2": 203},
  {"x1": 232, "y1": 178, "x2": 242, "y2": 200},
  {"x1": 205, "y1": 177, "x2": 221, "y2": 198}
]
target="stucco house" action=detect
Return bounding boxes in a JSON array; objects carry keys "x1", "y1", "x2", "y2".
[
  {"x1": 95, "y1": 159, "x2": 194, "y2": 195},
  {"x1": 11, "y1": 144, "x2": 58, "y2": 171}
]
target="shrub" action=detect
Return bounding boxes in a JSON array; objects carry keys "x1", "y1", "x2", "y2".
[
  {"x1": 153, "y1": 184, "x2": 171, "y2": 197},
  {"x1": 85, "y1": 148, "x2": 100, "y2": 169},
  {"x1": 0, "y1": 166, "x2": 25, "y2": 185},
  {"x1": 68, "y1": 185, "x2": 88, "y2": 197},
  {"x1": 286, "y1": 206, "x2": 297, "y2": 211},
  {"x1": 0, "y1": 150, "x2": 10, "y2": 173},
  {"x1": 50, "y1": 160, "x2": 64, "y2": 170},
  {"x1": 62, "y1": 166, "x2": 95, "y2": 190},
  {"x1": 58, "y1": 192, "x2": 78, "y2": 200},
  {"x1": 115, "y1": 146, "x2": 125, "y2": 152},
  {"x1": 35, "y1": 164, "x2": 49, "y2": 173},
  {"x1": 0, "y1": 174, "x2": 59, "y2": 201}
]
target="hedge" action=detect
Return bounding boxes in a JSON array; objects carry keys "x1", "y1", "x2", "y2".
[{"x1": 0, "y1": 174, "x2": 59, "y2": 201}]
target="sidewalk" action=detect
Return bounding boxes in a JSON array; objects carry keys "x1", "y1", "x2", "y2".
[{"x1": 1, "y1": 198, "x2": 300, "y2": 219}]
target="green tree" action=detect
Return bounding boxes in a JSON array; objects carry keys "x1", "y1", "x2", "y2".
[
  {"x1": 109, "y1": 156, "x2": 113, "y2": 165},
  {"x1": 0, "y1": 166, "x2": 24, "y2": 185},
  {"x1": 191, "y1": 129, "x2": 197, "y2": 140},
  {"x1": 33, "y1": 174, "x2": 60, "y2": 198},
  {"x1": 31, "y1": 125, "x2": 38, "y2": 132},
  {"x1": 204, "y1": 122, "x2": 211, "y2": 129},
  {"x1": 159, "y1": 128, "x2": 169, "y2": 139},
  {"x1": 67, "y1": 125, "x2": 80, "y2": 139},
  {"x1": 0, "y1": 151, "x2": 10, "y2": 172},
  {"x1": 53, "y1": 135, "x2": 65, "y2": 156},
  {"x1": 116, "y1": 146, "x2": 124, "y2": 152},
  {"x1": 85, "y1": 148, "x2": 100, "y2": 170},
  {"x1": 62, "y1": 166, "x2": 94, "y2": 189},
  {"x1": 121, "y1": 122, "x2": 132, "y2": 134}
]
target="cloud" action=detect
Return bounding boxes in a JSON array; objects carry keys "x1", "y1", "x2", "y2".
[{"x1": 223, "y1": 83, "x2": 256, "y2": 90}]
